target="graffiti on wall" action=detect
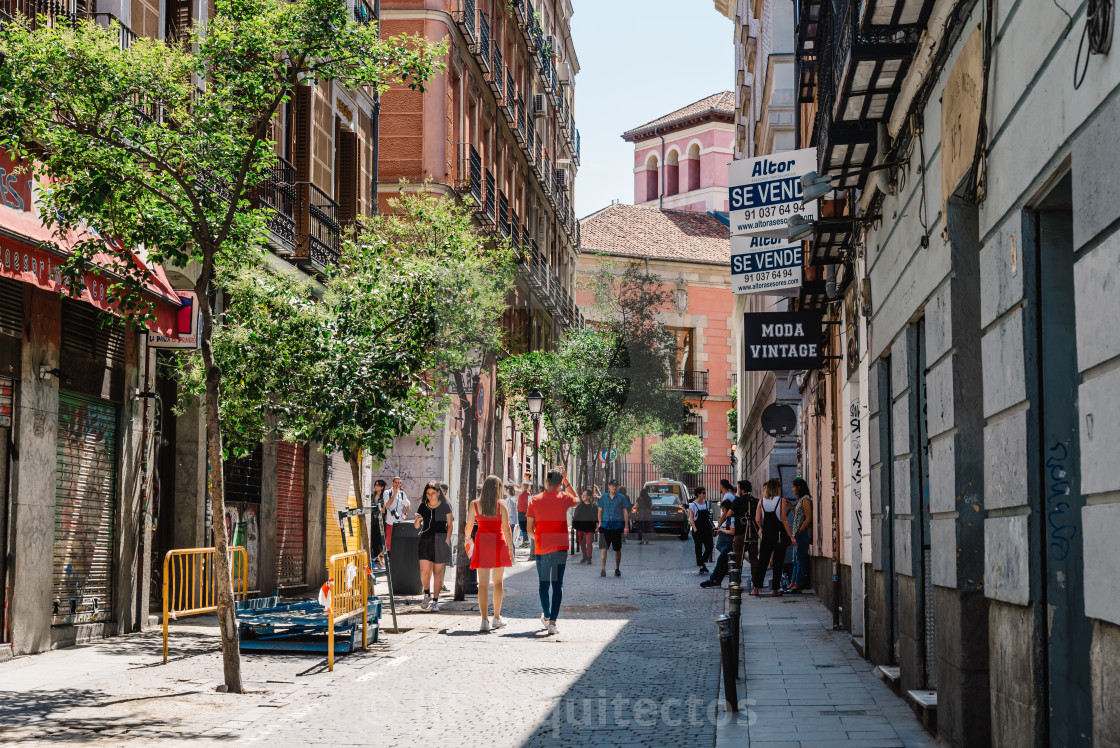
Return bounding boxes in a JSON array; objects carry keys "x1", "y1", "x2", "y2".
[{"x1": 849, "y1": 400, "x2": 863, "y2": 538}]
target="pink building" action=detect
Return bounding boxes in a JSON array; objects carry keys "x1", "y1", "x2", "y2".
[{"x1": 622, "y1": 92, "x2": 735, "y2": 213}]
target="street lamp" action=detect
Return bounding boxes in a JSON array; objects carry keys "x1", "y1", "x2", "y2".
[
  {"x1": 730, "y1": 444, "x2": 738, "y2": 481},
  {"x1": 527, "y1": 389, "x2": 544, "y2": 491}
]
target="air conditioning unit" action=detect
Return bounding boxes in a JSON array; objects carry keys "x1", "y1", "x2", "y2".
[
  {"x1": 545, "y1": 34, "x2": 558, "y2": 55},
  {"x1": 554, "y1": 167, "x2": 568, "y2": 185},
  {"x1": 532, "y1": 94, "x2": 548, "y2": 117}
]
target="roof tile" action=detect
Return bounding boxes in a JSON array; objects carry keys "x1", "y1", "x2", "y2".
[
  {"x1": 579, "y1": 204, "x2": 730, "y2": 265},
  {"x1": 622, "y1": 91, "x2": 736, "y2": 139}
]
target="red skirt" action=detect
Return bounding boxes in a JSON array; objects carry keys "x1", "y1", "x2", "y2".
[{"x1": 470, "y1": 516, "x2": 512, "y2": 569}]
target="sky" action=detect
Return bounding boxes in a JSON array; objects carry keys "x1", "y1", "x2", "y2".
[{"x1": 569, "y1": 0, "x2": 734, "y2": 218}]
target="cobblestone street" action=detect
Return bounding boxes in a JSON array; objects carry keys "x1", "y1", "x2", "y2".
[{"x1": 0, "y1": 536, "x2": 729, "y2": 747}]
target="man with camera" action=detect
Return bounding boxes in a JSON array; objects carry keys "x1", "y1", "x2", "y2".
[{"x1": 381, "y1": 476, "x2": 411, "y2": 552}]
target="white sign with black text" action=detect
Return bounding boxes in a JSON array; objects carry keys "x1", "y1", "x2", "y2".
[
  {"x1": 731, "y1": 235, "x2": 803, "y2": 295},
  {"x1": 728, "y1": 148, "x2": 818, "y2": 237}
]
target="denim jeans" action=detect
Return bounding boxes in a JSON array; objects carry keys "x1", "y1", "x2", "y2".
[
  {"x1": 536, "y1": 550, "x2": 568, "y2": 621},
  {"x1": 793, "y1": 530, "x2": 811, "y2": 586},
  {"x1": 708, "y1": 544, "x2": 732, "y2": 584}
]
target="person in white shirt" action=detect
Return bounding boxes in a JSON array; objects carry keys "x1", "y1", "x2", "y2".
[{"x1": 381, "y1": 476, "x2": 411, "y2": 552}]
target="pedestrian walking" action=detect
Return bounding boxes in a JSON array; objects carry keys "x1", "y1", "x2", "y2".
[
  {"x1": 689, "y1": 486, "x2": 714, "y2": 573},
  {"x1": 788, "y1": 477, "x2": 813, "y2": 593},
  {"x1": 700, "y1": 510, "x2": 737, "y2": 588},
  {"x1": 634, "y1": 488, "x2": 655, "y2": 544},
  {"x1": 516, "y1": 482, "x2": 531, "y2": 548},
  {"x1": 370, "y1": 478, "x2": 386, "y2": 568},
  {"x1": 572, "y1": 489, "x2": 598, "y2": 563},
  {"x1": 413, "y1": 481, "x2": 452, "y2": 612},
  {"x1": 505, "y1": 482, "x2": 520, "y2": 546},
  {"x1": 751, "y1": 478, "x2": 794, "y2": 596},
  {"x1": 597, "y1": 478, "x2": 630, "y2": 577},
  {"x1": 381, "y1": 477, "x2": 410, "y2": 553},
  {"x1": 526, "y1": 468, "x2": 580, "y2": 635},
  {"x1": 464, "y1": 475, "x2": 515, "y2": 631}
]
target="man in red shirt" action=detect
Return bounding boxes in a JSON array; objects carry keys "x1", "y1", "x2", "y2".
[
  {"x1": 516, "y1": 481, "x2": 531, "y2": 548},
  {"x1": 526, "y1": 468, "x2": 579, "y2": 635}
]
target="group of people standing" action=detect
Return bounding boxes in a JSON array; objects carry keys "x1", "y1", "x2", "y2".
[{"x1": 692, "y1": 477, "x2": 815, "y2": 596}]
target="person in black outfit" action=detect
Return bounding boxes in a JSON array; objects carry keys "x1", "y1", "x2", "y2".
[
  {"x1": 688, "y1": 487, "x2": 714, "y2": 573},
  {"x1": 750, "y1": 478, "x2": 794, "y2": 596},
  {"x1": 734, "y1": 479, "x2": 758, "y2": 577}
]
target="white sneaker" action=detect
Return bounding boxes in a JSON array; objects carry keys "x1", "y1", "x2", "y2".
[
  {"x1": 420, "y1": 592, "x2": 432, "y2": 611},
  {"x1": 480, "y1": 619, "x2": 490, "y2": 632},
  {"x1": 547, "y1": 623, "x2": 557, "y2": 635},
  {"x1": 430, "y1": 599, "x2": 440, "y2": 612},
  {"x1": 540, "y1": 613, "x2": 548, "y2": 630},
  {"x1": 491, "y1": 616, "x2": 507, "y2": 630}
]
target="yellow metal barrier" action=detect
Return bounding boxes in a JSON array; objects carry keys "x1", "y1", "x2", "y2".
[
  {"x1": 162, "y1": 546, "x2": 248, "y2": 663},
  {"x1": 325, "y1": 549, "x2": 370, "y2": 671}
]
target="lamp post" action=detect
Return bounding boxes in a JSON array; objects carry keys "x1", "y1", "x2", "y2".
[
  {"x1": 527, "y1": 389, "x2": 544, "y2": 491},
  {"x1": 730, "y1": 444, "x2": 738, "y2": 481}
]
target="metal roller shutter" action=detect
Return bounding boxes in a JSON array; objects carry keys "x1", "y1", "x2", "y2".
[
  {"x1": 224, "y1": 448, "x2": 263, "y2": 591},
  {"x1": 53, "y1": 392, "x2": 117, "y2": 625},
  {"x1": 276, "y1": 442, "x2": 306, "y2": 587},
  {"x1": 0, "y1": 276, "x2": 22, "y2": 340},
  {"x1": 325, "y1": 453, "x2": 359, "y2": 561}
]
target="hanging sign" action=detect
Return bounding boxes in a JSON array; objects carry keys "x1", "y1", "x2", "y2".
[
  {"x1": 728, "y1": 148, "x2": 818, "y2": 237},
  {"x1": 743, "y1": 311, "x2": 824, "y2": 371},
  {"x1": 148, "y1": 290, "x2": 200, "y2": 349},
  {"x1": 731, "y1": 235, "x2": 803, "y2": 295}
]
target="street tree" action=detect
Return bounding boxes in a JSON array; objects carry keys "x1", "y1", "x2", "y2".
[
  {"x1": 648, "y1": 433, "x2": 705, "y2": 481},
  {"x1": 0, "y1": 0, "x2": 442, "y2": 693}
]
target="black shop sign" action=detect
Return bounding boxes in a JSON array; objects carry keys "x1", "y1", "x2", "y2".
[{"x1": 743, "y1": 312, "x2": 824, "y2": 371}]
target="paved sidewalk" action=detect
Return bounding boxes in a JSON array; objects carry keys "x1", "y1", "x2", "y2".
[{"x1": 717, "y1": 591, "x2": 936, "y2": 748}]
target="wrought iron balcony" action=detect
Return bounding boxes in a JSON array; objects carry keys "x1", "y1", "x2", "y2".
[
  {"x1": 498, "y1": 191, "x2": 510, "y2": 238},
  {"x1": 666, "y1": 370, "x2": 710, "y2": 397},
  {"x1": 475, "y1": 12, "x2": 491, "y2": 72},
  {"x1": 456, "y1": 143, "x2": 483, "y2": 206},
  {"x1": 295, "y1": 182, "x2": 340, "y2": 271},
  {"x1": 455, "y1": 0, "x2": 476, "y2": 43},
  {"x1": 93, "y1": 12, "x2": 136, "y2": 49},
  {"x1": 510, "y1": 211, "x2": 520, "y2": 249},
  {"x1": 491, "y1": 45, "x2": 504, "y2": 99},
  {"x1": 259, "y1": 155, "x2": 297, "y2": 253},
  {"x1": 353, "y1": 0, "x2": 375, "y2": 25},
  {"x1": 482, "y1": 168, "x2": 496, "y2": 226}
]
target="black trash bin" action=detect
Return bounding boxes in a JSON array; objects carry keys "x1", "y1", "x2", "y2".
[{"x1": 388, "y1": 522, "x2": 422, "y2": 596}]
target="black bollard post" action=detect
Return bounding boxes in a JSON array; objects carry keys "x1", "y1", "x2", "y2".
[
  {"x1": 728, "y1": 582, "x2": 742, "y2": 680},
  {"x1": 717, "y1": 614, "x2": 739, "y2": 712}
]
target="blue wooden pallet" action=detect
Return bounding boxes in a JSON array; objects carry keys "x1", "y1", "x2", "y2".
[{"x1": 236, "y1": 599, "x2": 381, "y2": 654}]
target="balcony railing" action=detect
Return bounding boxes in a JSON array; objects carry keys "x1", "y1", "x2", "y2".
[
  {"x1": 498, "y1": 191, "x2": 510, "y2": 238},
  {"x1": 353, "y1": 0, "x2": 375, "y2": 25},
  {"x1": 259, "y1": 155, "x2": 296, "y2": 252},
  {"x1": 510, "y1": 211, "x2": 520, "y2": 249},
  {"x1": 296, "y1": 182, "x2": 340, "y2": 270},
  {"x1": 456, "y1": 142, "x2": 483, "y2": 206},
  {"x1": 491, "y1": 44, "x2": 504, "y2": 99},
  {"x1": 93, "y1": 12, "x2": 136, "y2": 49},
  {"x1": 483, "y1": 168, "x2": 496, "y2": 225},
  {"x1": 476, "y1": 12, "x2": 491, "y2": 71},
  {"x1": 666, "y1": 370, "x2": 710, "y2": 397},
  {"x1": 455, "y1": 0, "x2": 476, "y2": 43}
]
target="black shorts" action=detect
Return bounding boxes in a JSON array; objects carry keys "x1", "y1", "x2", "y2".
[
  {"x1": 599, "y1": 528, "x2": 623, "y2": 552},
  {"x1": 418, "y1": 533, "x2": 451, "y2": 564}
]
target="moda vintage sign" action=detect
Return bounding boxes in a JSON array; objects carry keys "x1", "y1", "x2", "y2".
[
  {"x1": 728, "y1": 148, "x2": 819, "y2": 237},
  {"x1": 731, "y1": 234, "x2": 803, "y2": 295},
  {"x1": 743, "y1": 311, "x2": 824, "y2": 371}
]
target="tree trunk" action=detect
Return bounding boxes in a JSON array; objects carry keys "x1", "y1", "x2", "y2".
[
  {"x1": 348, "y1": 451, "x2": 369, "y2": 557},
  {"x1": 196, "y1": 276, "x2": 244, "y2": 695}
]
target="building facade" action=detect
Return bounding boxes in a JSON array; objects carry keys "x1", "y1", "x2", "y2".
[
  {"x1": 377, "y1": 0, "x2": 581, "y2": 497},
  {"x1": 792, "y1": 0, "x2": 1120, "y2": 744}
]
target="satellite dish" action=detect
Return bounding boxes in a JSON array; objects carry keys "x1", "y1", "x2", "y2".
[{"x1": 761, "y1": 403, "x2": 797, "y2": 437}]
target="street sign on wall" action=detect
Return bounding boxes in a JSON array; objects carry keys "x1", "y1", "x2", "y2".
[
  {"x1": 148, "y1": 290, "x2": 200, "y2": 349},
  {"x1": 743, "y1": 311, "x2": 824, "y2": 371},
  {"x1": 728, "y1": 148, "x2": 819, "y2": 237},
  {"x1": 731, "y1": 235, "x2": 803, "y2": 295}
]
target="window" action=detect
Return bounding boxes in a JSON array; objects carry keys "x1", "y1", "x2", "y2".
[
  {"x1": 645, "y1": 154, "x2": 659, "y2": 203},
  {"x1": 665, "y1": 149, "x2": 679, "y2": 196},
  {"x1": 686, "y1": 144, "x2": 701, "y2": 192},
  {"x1": 685, "y1": 413, "x2": 703, "y2": 438},
  {"x1": 667, "y1": 327, "x2": 695, "y2": 373}
]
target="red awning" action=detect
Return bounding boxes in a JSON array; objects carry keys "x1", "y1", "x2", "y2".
[{"x1": 0, "y1": 148, "x2": 181, "y2": 335}]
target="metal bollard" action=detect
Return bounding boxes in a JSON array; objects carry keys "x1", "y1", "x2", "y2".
[
  {"x1": 728, "y1": 582, "x2": 742, "y2": 681},
  {"x1": 717, "y1": 614, "x2": 739, "y2": 712}
]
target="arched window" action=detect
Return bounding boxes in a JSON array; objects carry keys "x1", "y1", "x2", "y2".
[
  {"x1": 686, "y1": 143, "x2": 701, "y2": 192},
  {"x1": 645, "y1": 154, "x2": 659, "y2": 203},
  {"x1": 665, "y1": 149, "x2": 680, "y2": 197}
]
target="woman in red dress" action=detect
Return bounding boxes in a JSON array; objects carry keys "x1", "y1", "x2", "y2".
[{"x1": 464, "y1": 475, "x2": 515, "y2": 632}]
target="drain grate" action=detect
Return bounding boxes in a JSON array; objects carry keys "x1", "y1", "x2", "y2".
[{"x1": 517, "y1": 667, "x2": 577, "y2": 676}]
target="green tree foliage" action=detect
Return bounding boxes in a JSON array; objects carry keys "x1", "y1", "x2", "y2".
[
  {"x1": 648, "y1": 434, "x2": 705, "y2": 480},
  {"x1": 0, "y1": 0, "x2": 442, "y2": 692}
]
